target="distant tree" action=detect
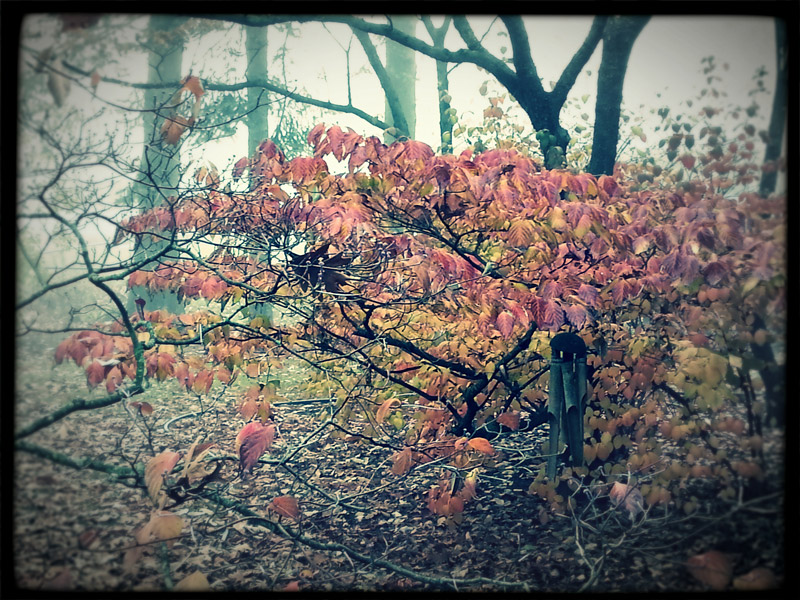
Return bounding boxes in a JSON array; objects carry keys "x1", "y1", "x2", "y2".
[
  {"x1": 382, "y1": 16, "x2": 417, "y2": 142},
  {"x1": 128, "y1": 15, "x2": 189, "y2": 315},
  {"x1": 759, "y1": 17, "x2": 788, "y2": 197}
]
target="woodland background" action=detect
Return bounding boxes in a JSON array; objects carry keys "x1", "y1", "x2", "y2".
[{"x1": 8, "y1": 9, "x2": 791, "y2": 593}]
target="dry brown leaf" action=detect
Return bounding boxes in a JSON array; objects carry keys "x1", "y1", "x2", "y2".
[
  {"x1": 136, "y1": 511, "x2": 183, "y2": 545},
  {"x1": 90, "y1": 70, "x2": 101, "y2": 91},
  {"x1": 467, "y1": 437, "x2": 495, "y2": 455},
  {"x1": 174, "y1": 571, "x2": 210, "y2": 591},
  {"x1": 41, "y1": 568, "x2": 72, "y2": 590},
  {"x1": 160, "y1": 115, "x2": 190, "y2": 145},
  {"x1": 608, "y1": 481, "x2": 644, "y2": 519},
  {"x1": 144, "y1": 450, "x2": 180, "y2": 501},
  {"x1": 270, "y1": 495, "x2": 301, "y2": 521},
  {"x1": 732, "y1": 567, "x2": 777, "y2": 591},
  {"x1": 47, "y1": 62, "x2": 71, "y2": 107},
  {"x1": 686, "y1": 550, "x2": 733, "y2": 590},
  {"x1": 376, "y1": 398, "x2": 400, "y2": 423}
]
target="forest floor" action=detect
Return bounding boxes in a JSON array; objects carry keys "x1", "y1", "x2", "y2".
[{"x1": 12, "y1": 332, "x2": 786, "y2": 593}]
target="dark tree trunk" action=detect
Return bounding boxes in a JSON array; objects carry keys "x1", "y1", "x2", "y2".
[
  {"x1": 588, "y1": 16, "x2": 650, "y2": 176},
  {"x1": 759, "y1": 18, "x2": 788, "y2": 197}
]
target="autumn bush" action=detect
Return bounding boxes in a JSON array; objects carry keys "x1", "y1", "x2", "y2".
[{"x1": 49, "y1": 118, "x2": 784, "y2": 536}]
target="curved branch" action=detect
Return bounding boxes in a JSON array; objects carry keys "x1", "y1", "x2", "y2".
[
  {"x1": 551, "y1": 15, "x2": 608, "y2": 107},
  {"x1": 350, "y1": 28, "x2": 410, "y2": 136},
  {"x1": 14, "y1": 385, "x2": 145, "y2": 440},
  {"x1": 498, "y1": 16, "x2": 539, "y2": 83}
]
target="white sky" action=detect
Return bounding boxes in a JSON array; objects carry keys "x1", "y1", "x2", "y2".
[{"x1": 18, "y1": 14, "x2": 781, "y2": 270}]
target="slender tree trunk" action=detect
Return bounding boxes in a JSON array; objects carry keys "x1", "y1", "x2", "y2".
[
  {"x1": 423, "y1": 17, "x2": 453, "y2": 154},
  {"x1": 588, "y1": 16, "x2": 649, "y2": 176},
  {"x1": 759, "y1": 18, "x2": 787, "y2": 197},
  {"x1": 383, "y1": 16, "x2": 416, "y2": 142},
  {"x1": 244, "y1": 25, "x2": 274, "y2": 322},
  {"x1": 245, "y1": 25, "x2": 269, "y2": 158},
  {"x1": 129, "y1": 15, "x2": 187, "y2": 315}
]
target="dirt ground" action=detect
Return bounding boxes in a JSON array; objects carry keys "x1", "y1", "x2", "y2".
[{"x1": 12, "y1": 331, "x2": 786, "y2": 592}]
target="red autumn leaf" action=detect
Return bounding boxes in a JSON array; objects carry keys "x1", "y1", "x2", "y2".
[
  {"x1": 269, "y1": 495, "x2": 301, "y2": 520},
  {"x1": 679, "y1": 154, "x2": 696, "y2": 170},
  {"x1": 54, "y1": 339, "x2": 71, "y2": 364},
  {"x1": 129, "y1": 401, "x2": 153, "y2": 416},
  {"x1": 496, "y1": 411, "x2": 520, "y2": 431},
  {"x1": 236, "y1": 422, "x2": 276, "y2": 474},
  {"x1": 105, "y1": 365, "x2": 122, "y2": 393},
  {"x1": 283, "y1": 580, "x2": 301, "y2": 592},
  {"x1": 507, "y1": 219, "x2": 535, "y2": 247},
  {"x1": 565, "y1": 304, "x2": 589, "y2": 329},
  {"x1": 609, "y1": 481, "x2": 644, "y2": 519},
  {"x1": 68, "y1": 341, "x2": 89, "y2": 366},
  {"x1": 467, "y1": 437, "x2": 495, "y2": 455},
  {"x1": 448, "y1": 495, "x2": 465, "y2": 515},
  {"x1": 161, "y1": 115, "x2": 190, "y2": 145},
  {"x1": 145, "y1": 451, "x2": 181, "y2": 501},
  {"x1": 85, "y1": 360, "x2": 105, "y2": 388},
  {"x1": 686, "y1": 550, "x2": 733, "y2": 591},
  {"x1": 496, "y1": 310, "x2": 515, "y2": 339},
  {"x1": 232, "y1": 157, "x2": 249, "y2": 180}
]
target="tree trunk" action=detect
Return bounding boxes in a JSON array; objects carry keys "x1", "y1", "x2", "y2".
[
  {"x1": 383, "y1": 16, "x2": 416, "y2": 142},
  {"x1": 422, "y1": 17, "x2": 453, "y2": 154},
  {"x1": 129, "y1": 15, "x2": 187, "y2": 315},
  {"x1": 245, "y1": 25, "x2": 269, "y2": 158},
  {"x1": 588, "y1": 16, "x2": 650, "y2": 176},
  {"x1": 243, "y1": 25, "x2": 275, "y2": 323},
  {"x1": 759, "y1": 18, "x2": 787, "y2": 197}
]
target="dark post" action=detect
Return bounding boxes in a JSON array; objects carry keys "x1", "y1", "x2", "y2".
[{"x1": 547, "y1": 333, "x2": 588, "y2": 480}]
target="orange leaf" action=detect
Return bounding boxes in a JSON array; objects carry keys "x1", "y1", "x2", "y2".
[
  {"x1": 129, "y1": 401, "x2": 153, "y2": 416},
  {"x1": 376, "y1": 398, "x2": 400, "y2": 423},
  {"x1": 467, "y1": 437, "x2": 495, "y2": 455},
  {"x1": 85, "y1": 360, "x2": 105, "y2": 388},
  {"x1": 686, "y1": 550, "x2": 733, "y2": 591},
  {"x1": 144, "y1": 450, "x2": 180, "y2": 501},
  {"x1": 181, "y1": 75, "x2": 205, "y2": 98},
  {"x1": 174, "y1": 571, "x2": 210, "y2": 591},
  {"x1": 269, "y1": 495, "x2": 301, "y2": 520},
  {"x1": 160, "y1": 115, "x2": 190, "y2": 145},
  {"x1": 283, "y1": 580, "x2": 301, "y2": 591}
]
